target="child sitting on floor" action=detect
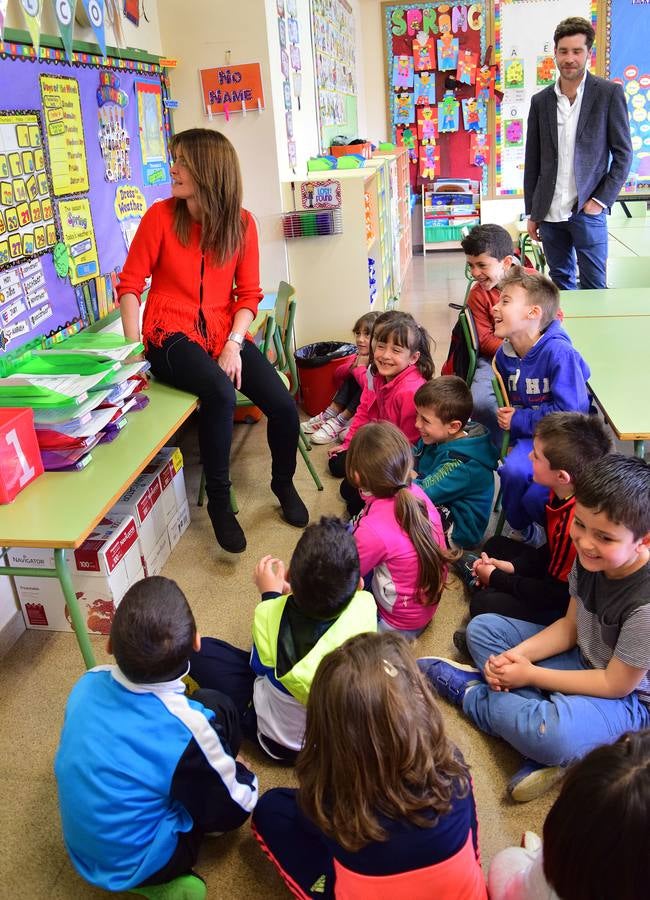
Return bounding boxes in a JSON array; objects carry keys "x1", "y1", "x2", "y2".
[
  {"x1": 54, "y1": 577, "x2": 257, "y2": 898},
  {"x1": 188, "y1": 517, "x2": 376, "y2": 762},
  {"x1": 419, "y1": 454, "x2": 650, "y2": 803},
  {"x1": 492, "y1": 267, "x2": 590, "y2": 535},
  {"x1": 413, "y1": 376, "x2": 498, "y2": 549},
  {"x1": 347, "y1": 422, "x2": 455, "y2": 639},
  {"x1": 302, "y1": 310, "x2": 379, "y2": 445},
  {"x1": 252, "y1": 631, "x2": 487, "y2": 900},
  {"x1": 488, "y1": 730, "x2": 650, "y2": 900}
]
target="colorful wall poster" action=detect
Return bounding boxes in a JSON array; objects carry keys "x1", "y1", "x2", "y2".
[
  {"x1": 58, "y1": 197, "x2": 99, "y2": 284},
  {"x1": 0, "y1": 258, "x2": 52, "y2": 350},
  {"x1": 392, "y1": 53, "x2": 414, "y2": 89},
  {"x1": 414, "y1": 71, "x2": 435, "y2": 106},
  {"x1": 39, "y1": 74, "x2": 90, "y2": 196},
  {"x1": 0, "y1": 112, "x2": 56, "y2": 270},
  {"x1": 312, "y1": 0, "x2": 358, "y2": 147},
  {"x1": 114, "y1": 185, "x2": 146, "y2": 251},
  {"x1": 97, "y1": 71, "x2": 131, "y2": 182},
  {"x1": 135, "y1": 79, "x2": 170, "y2": 186}
]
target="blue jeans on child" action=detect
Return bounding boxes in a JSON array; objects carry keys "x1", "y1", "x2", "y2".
[
  {"x1": 470, "y1": 357, "x2": 500, "y2": 449},
  {"x1": 499, "y1": 439, "x2": 548, "y2": 531},
  {"x1": 539, "y1": 210, "x2": 608, "y2": 291},
  {"x1": 464, "y1": 614, "x2": 650, "y2": 767}
]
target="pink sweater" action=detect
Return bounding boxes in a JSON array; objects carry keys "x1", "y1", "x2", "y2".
[{"x1": 353, "y1": 484, "x2": 446, "y2": 631}]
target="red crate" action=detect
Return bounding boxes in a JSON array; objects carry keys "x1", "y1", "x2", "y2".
[{"x1": 0, "y1": 407, "x2": 44, "y2": 503}]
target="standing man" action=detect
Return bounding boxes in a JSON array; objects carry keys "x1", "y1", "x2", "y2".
[{"x1": 524, "y1": 17, "x2": 632, "y2": 290}]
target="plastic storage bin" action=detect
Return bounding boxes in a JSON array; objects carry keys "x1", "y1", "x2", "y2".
[
  {"x1": 0, "y1": 407, "x2": 44, "y2": 503},
  {"x1": 295, "y1": 342, "x2": 356, "y2": 416}
]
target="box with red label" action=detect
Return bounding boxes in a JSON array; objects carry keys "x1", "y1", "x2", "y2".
[
  {"x1": 0, "y1": 407, "x2": 44, "y2": 503},
  {"x1": 145, "y1": 447, "x2": 190, "y2": 549},
  {"x1": 110, "y1": 468, "x2": 171, "y2": 576},
  {"x1": 10, "y1": 515, "x2": 144, "y2": 633}
]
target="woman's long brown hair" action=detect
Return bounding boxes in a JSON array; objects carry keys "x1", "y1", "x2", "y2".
[
  {"x1": 169, "y1": 128, "x2": 245, "y2": 266},
  {"x1": 297, "y1": 632, "x2": 470, "y2": 851},
  {"x1": 346, "y1": 422, "x2": 459, "y2": 604}
]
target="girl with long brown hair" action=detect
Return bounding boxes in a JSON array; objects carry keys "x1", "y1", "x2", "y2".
[
  {"x1": 118, "y1": 129, "x2": 307, "y2": 554},
  {"x1": 346, "y1": 421, "x2": 458, "y2": 638},
  {"x1": 252, "y1": 632, "x2": 487, "y2": 899}
]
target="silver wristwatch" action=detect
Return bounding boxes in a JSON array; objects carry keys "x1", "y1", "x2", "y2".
[{"x1": 227, "y1": 331, "x2": 245, "y2": 346}]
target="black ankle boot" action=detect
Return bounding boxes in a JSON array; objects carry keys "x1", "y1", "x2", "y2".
[
  {"x1": 271, "y1": 479, "x2": 309, "y2": 527},
  {"x1": 207, "y1": 500, "x2": 246, "y2": 553}
]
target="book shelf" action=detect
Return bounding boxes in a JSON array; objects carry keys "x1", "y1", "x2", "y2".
[
  {"x1": 373, "y1": 147, "x2": 412, "y2": 292},
  {"x1": 422, "y1": 179, "x2": 480, "y2": 253}
]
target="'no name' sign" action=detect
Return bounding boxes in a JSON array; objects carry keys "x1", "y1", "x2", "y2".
[{"x1": 199, "y1": 63, "x2": 265, "y2": 115}]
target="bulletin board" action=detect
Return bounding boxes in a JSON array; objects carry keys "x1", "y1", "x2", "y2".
[
  {"x1": 311, "y1": 0, "x2": 359, "y2": 153},
  {"x1": 0, "y1": 31, "x2": 172, "y2": 355},
  {"x1": 494, "y1": 0, "x2": 597, "y2": 196},
  {"x1": 606, "y1": 0, "x2": 650, "y2": 189},
  {"x1": 382, "y1": 2, "x2": 489, "y2": 193}
]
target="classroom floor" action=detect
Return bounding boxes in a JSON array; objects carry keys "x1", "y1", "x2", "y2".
[{"x1": 0, "y1": 252, "x2": 557, "y2": 899}]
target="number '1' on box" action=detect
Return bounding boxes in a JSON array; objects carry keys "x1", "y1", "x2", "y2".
[{"x1": 0, "y1": 407, "x2": 44, "y2": 503}]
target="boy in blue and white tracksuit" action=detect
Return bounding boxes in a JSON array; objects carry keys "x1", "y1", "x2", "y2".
[{"x1": 55, "y1": 577, "x2": 257, "y2": 893}]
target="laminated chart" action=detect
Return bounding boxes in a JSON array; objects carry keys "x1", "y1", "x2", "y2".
[
  {"x1": 39, "y1": 74, "x2": 90, "y2": 196},
  {"x1": 58, "y1": 198, "x2": 99, "y2": 285}
]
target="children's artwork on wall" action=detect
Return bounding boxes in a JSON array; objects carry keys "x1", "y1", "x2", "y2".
[
  {"x1": 414, "y1": 71, "x2": 435, "y2": 106},
  {"x1": 476, "y1": 63, "x2": 497, "y2": 101},
  {"x1": 461, "y1": 96, "x2": 486, "y2": 133},
  {"x1": 283, "y1": 80, "x2": 292, "y2": 111},
  {"x1": 413, "y1": 33, "x2": 435, "y2": 72},
  {"x1": 395, "y1": 124, "x2": 418, "y2": 164},
  {"x1": 536, "y1": 55, "x2": 555, "y2": 86},
  {"x1": 312, "y1": 0, "x2": 357, "y2": 141},
  {"x1": 392, "y1": 54, "x2": 414, "y2": 89},
  {"x1": 124, "y1": 0, "x2": 140, "y2": 26},
  {"x1": 437, "y1": 35, "x2": 459, "y2": 72},
  {"x1": 504, "y1": 58, "x2": 525, "y2": 90},
  {"x1": 457, "y1": 49, "x2": 478, "y2": 85},
  {"x1": 0, "y1": 112, "x2": 57, "y2": 270},
  {"x1": 114, "y1": 184, "x2": 146, "y2": 251},
  {"x1": 290, "y1": 44, "x2": 301, "y2": 71},
  {"x1": 393, "y1": 91, "x2": 414, "y2": 125},
  {"x1": 281, "y1": 49, "x2": 290, "y2": 79},
  {"x1": 277, "y1": 0, "x2": 285, "y2": 16},
  {"x1": 438, "y1": 92, "x2": 459, "y2": 132},
  {"x1": 286, "y1": 111, "x2": 294, "y2": 140},
  {"x1": 287, "y1": 16, "x2": 299, "y2": 45},
  {"x1": 134, "y1": 80, "x2": 170, "y2": 186},
  {"x1": 288, "y1": 140, "x2": 297, "y2": 168},
  {"x1": 470, "y1": 132, "x2": 490, "y2": 167},
  {"x1": 278, "y1": 16, "x2": 286, "y2": 49},
  {"x1": 419, "y1": 143, "x2": 440, "y2": 180},
  {"x1": 417, "y1": 105, "x2": 438, "y2": 143},
  {"x1": 58, "y1": 197, "x2": 99, "y2": 285},
  {"x1": 504, "y1": 118, "x2": 524, "y2": 148},
  {"x1": 40, "y1": 75, "x2": 90, "y2": 196},
  {"x1": 97, "y1": 72, "x2": 131, "y2": 183}
]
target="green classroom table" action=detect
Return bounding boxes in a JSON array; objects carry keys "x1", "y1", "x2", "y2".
[
  {"x1": 607, "y1": 236, "x2": 637, "y2": 258},
  {"x1": 563, "y1": 315, "x2": 650, "y2": 458},
  {"x1": 608, "y1": 227, "x2": 650, "y2": 256},
  {"x1": 0, "y1": 380, "x2": 198, "y2": 668},
  {"x1": 560, "y1": 286, "x2": 650, "y2": 318},
  {"x1": 606, "y1": 257, "x2": 650, "y2": 289}
]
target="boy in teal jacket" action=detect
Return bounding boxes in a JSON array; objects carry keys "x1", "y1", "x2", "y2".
[{"x1": 414, "y1": 377, "x2": 498, "y2": 548}]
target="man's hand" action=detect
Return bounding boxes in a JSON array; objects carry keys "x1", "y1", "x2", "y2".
[
  {"x1": 582, "y1": 198, "x2": 603, "y2": 216},
  {"x1": 496, "y1": 406, "x2": 515, "y2": 431},
  {"x1": 218, "y1": 341, "x2": 243, "y2": 389},
  {"x1": 253, "y1": 555, "x2": 290, "y2": 595},
  {"x1": 527, "y1": 219, "x2": 540, "y2": 242}
]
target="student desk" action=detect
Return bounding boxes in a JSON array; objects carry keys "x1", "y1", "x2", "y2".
[
  {"x1": 560, "y1": 287, "x2": 650, "y2": 318},
  {"x1": 0, "y1": 381, "x2": 198, "y2": 669},
  {"x1": 606, "y1": 257, "x2": 650, "y2": 289},
  {"x1": 607, "y1": 226, "x2": 650, "y2": 256},
  {"x1": 562, "y1": 314, "x2": 650, "y2": 458}
]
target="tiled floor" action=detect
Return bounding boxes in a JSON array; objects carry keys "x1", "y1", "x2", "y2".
[{"x1": 0, "y1": 252, "x2": 557, "y2": 899}]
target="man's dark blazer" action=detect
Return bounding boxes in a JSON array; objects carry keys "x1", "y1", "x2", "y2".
[{"x1": 524, "y1": 71, "x2": 632, "y2": 222}]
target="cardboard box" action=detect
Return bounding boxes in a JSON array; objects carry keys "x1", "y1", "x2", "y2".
[
  {"x1": 168, "y1": 498, "x2": 190, "y2": 551},
  {"x1": 111, "y1": 468, "x2": 171, "y2": 576},
  {"x1": 145, "y1": 447, "x2": 190, "y2": 550},
  {"x1": 11, "y1": 515, "x2": 144, "y2": 633}
]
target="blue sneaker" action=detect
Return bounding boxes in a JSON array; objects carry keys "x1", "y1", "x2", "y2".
[
  {"x1": 417, "y1": 657, "x2": 483, "y2": 707},
  {"x1": 508, "y1": 760, "x2": 564, "y2": 803},
  {"x1": 453, "y1": 552, "x2": 480, "y2": 593}
]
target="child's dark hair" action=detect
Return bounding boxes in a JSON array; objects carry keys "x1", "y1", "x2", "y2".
[
  {"x1": 353, "y1": 310, "x2": 380, "y2": 335},
  {"x1": 371, "y1": 311, "x2": 435, "y2": 379},
  {"x1": 534, "y1": 413, "x2": 612, "y2": 481},
  {"x1": 346, "y1": 423, "x2": 458, "y2": 603},
  {"x1": 573, "y1": 453, "x2": 650, "y2": 540},
  {"x1": 498, "y1": 267, "x2": 560, "y2": 329},
  {"x1": 297, "y1": 631, "x2": 470, "y2": 852},
  {"x1": 289, "y1": 516, "x2": 360, "y2": 618},
  {"x1": 414, "y1": 376, "x2": 473, "y2": 428},
  {"x1": 460, "y1": 223, "x2": 513, "y2": 261},
  {"x1": 554, "y1": 16, "x2": 595, "y2": 51},
  {"x1": 543, "y1": 730, "x2": 650, "y2": 900},
  {"x1": 110, "y1": 576, "x2": 196, "y2": 683}
]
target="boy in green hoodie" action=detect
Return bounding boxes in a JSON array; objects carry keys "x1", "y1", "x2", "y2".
[{"x1": 414, "y1": 376, "x2": 499, "y2": 548}]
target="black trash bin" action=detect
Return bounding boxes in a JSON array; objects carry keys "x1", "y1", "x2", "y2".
[{"x1": 294, "y1": 341, "x2": 356, "y2": 416}]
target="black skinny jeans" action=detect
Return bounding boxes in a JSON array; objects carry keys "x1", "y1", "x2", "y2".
[{"x1": 147, "y1": 334, "x2": 299, "y2": 502}]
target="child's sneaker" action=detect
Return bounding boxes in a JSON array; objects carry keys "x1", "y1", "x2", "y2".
[
  {"x1": 312, "y1": 417, "x2": 347, "y2": 445},
  {"x1": 508, "y1": 760, "x2": 564, "y2": 803},
  {"x1": 302, "y1": 410, "x2": 333, "y2": 434},
  {"x1": 337, "y1": 424, "x2": 350, "y2": 443},
  {"x1": 129, "y1": 872, "x2": 207, "y2": 899},
  {"x1": 417, "y1": 657, "x2": 483, "y2": 707},
  {"x1": 453, "y1": 552, "x2": 480, "y2": 592},
  {"x1": 452, "y1": 627, "x2": 470, "y2": 659}
]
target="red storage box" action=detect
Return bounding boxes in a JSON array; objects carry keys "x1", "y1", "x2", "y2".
[
  {"x1": 330, "y1": 142, "x2": 372, "y2": 159},
  {"x1": 0, "y1": 407, "x2": 44, "y2": 503}
]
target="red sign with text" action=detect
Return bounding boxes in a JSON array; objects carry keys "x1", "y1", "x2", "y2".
[{"x1": 199, "y1": 64, "x2": 265, "y2": 115}]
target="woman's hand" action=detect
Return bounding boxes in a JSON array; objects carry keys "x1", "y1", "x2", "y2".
[{"x1": 218, "y1": 340, "x2": 243, "y2": 389}]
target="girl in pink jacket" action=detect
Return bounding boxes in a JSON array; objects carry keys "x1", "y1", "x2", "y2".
[{"x1": 347, "y1": 422, "x2": 457, "y2": 638}]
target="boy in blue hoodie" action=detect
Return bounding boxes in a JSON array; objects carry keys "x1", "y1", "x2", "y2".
[
  {"x1": 493, "y1": 268, "x2": 590, "y2": 533},
  {"x1": 413, "y1": 376, "x2": 499, "y2": 548}
]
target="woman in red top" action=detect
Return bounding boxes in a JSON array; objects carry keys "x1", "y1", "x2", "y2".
[{"x1": 118, "y1": 129, "x2": 307, "y2": 553}]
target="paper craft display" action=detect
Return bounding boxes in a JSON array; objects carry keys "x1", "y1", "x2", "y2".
[
  {"x1": 82, "y1": 0, "x2": 107, "y2": 57},
  {"x1": 504, "y1": 58, "x2": 525, "y2": 90},
  {"x1": 461, "y1": 97, "x2": 487, "y2": 133},
  {"x1": 97, "y1": 71, "x2": 131, "y2": 182},
  {"x1": 413, "y1": 33, "x2": 435, "y2": 72},
  {"x1": 457, "y1": 50, "x2": 478, "y2": 85},
  {"x1": 536, "y1": 56, "x2": 556, "y2": 87},
  {"x1": 417, "y1": 106, "x2": 438, "y2": 143},
  {"x1": 476, "y1": 64, "x2": 497, "y2": 101},
  {"x1": 52, "y1": 0, "x2": 75, "y2": 61},
  {"x1": 0, "y1": 112, "x2": 56, "y2": 270},
  {"x1": 437, "y1": 35, "x2": 459, "y2": 72},
  {"x1": 19, "y1": 0, "x2": 44, "y2": 54},
  {"x1": 395, "y1": 125, "x2": 418, "y2": 164},
  {"x1": 419, "y1": 143, "x2": 440, "y2": 180},
  {"x1": 114, "y1": 185, "x2": 146, "y2": 250},
  {"x1": 392, "y1": 54, "x2": 414, "y2": 89},
  {"x1": 135, "y1": 79, "x2": 170, "y2": 186},
  {"x1": 0, "y1": 258, "x2": 52, "y2": 350},
  {"x1": 438, "y1": 93, "x2": 460, "y2": 133},
  {"x1": 58, "y1": 198, "x2": 100, "y2": 285},
  {"x1": 393, "y1": 92, "x2": 415, "y2": 125},
  {"x1": 470, "y1": 132, "x2": 491, "y2": 167},
  {"x1": 504, "y1": 119, "x2": 524, "y2": 148},
  {"x1": 414, "y1": 72, "x2": 435, "y2": 106},
  {"x1": 39, "y1": 74, "x2": 90, "y2": 196}
]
